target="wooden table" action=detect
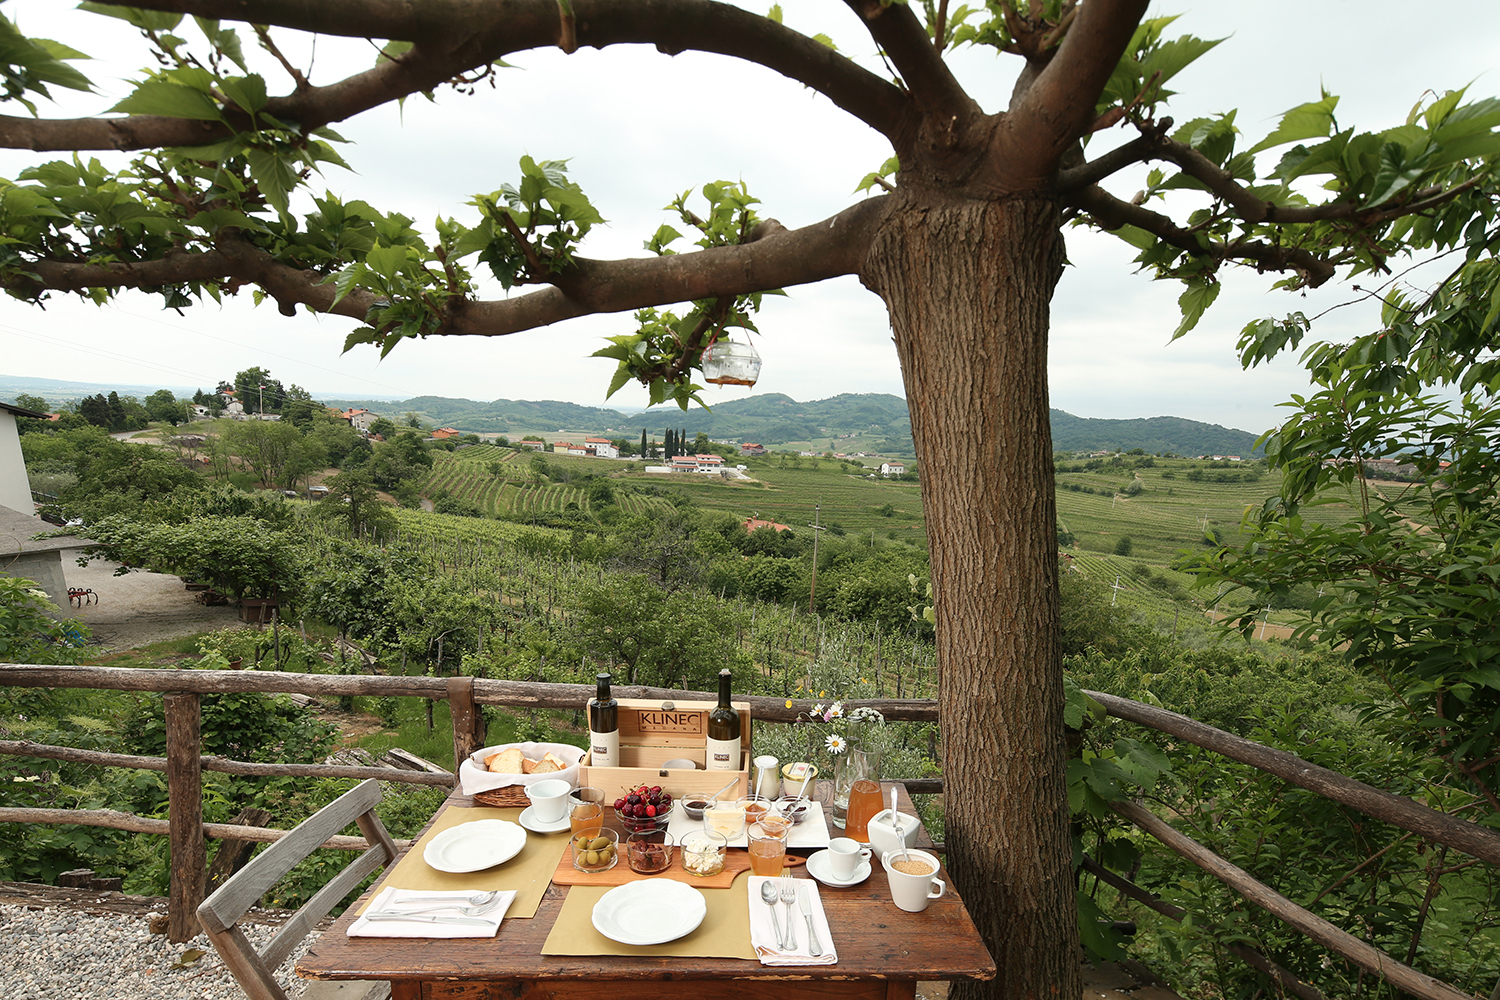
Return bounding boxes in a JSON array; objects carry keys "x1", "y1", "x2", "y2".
[{"x1": 297, "y1": 783, "x2": 996, "y2": 1000}]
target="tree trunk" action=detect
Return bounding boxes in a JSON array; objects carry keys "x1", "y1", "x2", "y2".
[{"x1": 864, "y1": 196, "x2": 1076, "y2": 1000}]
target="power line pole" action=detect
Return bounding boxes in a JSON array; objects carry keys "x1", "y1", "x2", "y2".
[{"x1": 808, "y1": 503, "x2": 826, "y2": 614}]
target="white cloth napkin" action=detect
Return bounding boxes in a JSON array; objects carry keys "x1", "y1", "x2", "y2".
[
  {"x1": 747, "y1": 876, "x2": 838, "y2": 966},
  {"x1": 346, "y1": 886, "x2": 515, "y2": 938}
]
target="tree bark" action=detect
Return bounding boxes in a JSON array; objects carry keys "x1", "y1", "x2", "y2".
[{"x1": 864, "y1": 196, "x2": 1075, "y2": 1000}]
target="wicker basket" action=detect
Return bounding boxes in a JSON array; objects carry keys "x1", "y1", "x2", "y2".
[{"x1": 472, "y1": 785, "x2": 531, "y2": 808}]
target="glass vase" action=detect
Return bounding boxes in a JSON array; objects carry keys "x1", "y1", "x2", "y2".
[{"x1": 830, "y1": 742, "x2": 880, "y2": 833}]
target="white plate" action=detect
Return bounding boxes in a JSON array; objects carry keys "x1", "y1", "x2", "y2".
[
  {"x1": 806, "y1": 849, "x2": 871, "y2": 887},
  {"x1": 423, "y1": 820, "x2": 527, "y2": 873},
  {"x1": 591, "y1": 880, "x2": 707, "y2": 946},
  {"x1": 517, "y1": 806, "x2": 571, "y2": 834}
]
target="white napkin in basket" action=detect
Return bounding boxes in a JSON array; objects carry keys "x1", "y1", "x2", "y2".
[
  {"x1": 346, "y1": 886, "x2": 515, "y2": 938},
  {"x1": 747, "y1": 876, "x2": 838, "y2": 966}
]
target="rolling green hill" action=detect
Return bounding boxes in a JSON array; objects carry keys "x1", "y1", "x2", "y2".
[{"x1": 318, "y1": 388, "x2": 1261, "y2": 458}]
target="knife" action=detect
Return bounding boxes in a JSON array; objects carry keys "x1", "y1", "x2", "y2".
[
  {"x1": 798, "y1": 884, "x2": 823, "y2": 957},
  {"x1": 364, "y1": 912, "x2": 496, "y2": 927}
]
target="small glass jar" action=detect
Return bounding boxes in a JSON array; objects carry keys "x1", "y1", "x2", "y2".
[
  {"x1": 679, "y1": 829, "x2": 728, "y2": 877},
  {"x1": 570, "y1": 828, "x2": 619, "y2": 872},
  {"x1": 626, "y1": 830, "x2": 674, "y2": 874}
]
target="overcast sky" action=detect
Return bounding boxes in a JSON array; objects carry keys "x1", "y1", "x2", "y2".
[{"x1": 2, "y1": 2, "x2": 1498, "y2": 436}]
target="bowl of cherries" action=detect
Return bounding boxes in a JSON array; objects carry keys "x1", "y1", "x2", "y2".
[{"x1": 614, "y1": 785, "x2": 673, "y2": 832}]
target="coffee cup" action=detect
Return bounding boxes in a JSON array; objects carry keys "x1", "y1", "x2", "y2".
[
  {"x1": 525, "y1": 778, "x2": 571, "y2": 823},
  {"x1": 867, "y1": 808, "x2": 921, "y2": 861},
  {"x1": 882, "y1": 849, "x2": 946, "y2": 912},
  {"x1": 826, "y1": 836, "x2": 872, "y2": 879}
]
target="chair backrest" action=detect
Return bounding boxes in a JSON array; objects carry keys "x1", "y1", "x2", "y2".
[{"x1": 197, "y1": 779, "x2": 399, "y2": 1000}]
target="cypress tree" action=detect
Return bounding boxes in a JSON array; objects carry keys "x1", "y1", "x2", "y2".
[{"x1": 640, "y1": 428, "x2": 647, "y2": 458}]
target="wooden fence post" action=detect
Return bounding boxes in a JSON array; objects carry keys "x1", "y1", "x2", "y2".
[
  {"x1": 448, "y1": 676, "x2": 482, "y2": 783},
  {"x1": 164, "y1": 692, "x2": 205, "y2": 942}
]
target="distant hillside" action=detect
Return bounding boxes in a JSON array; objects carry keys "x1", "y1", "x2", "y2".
[
  {"x1": 7, "y1": 370, "x2": 1261, "y2": 457},
  {"x1": 1049, "y1": 411, "x2": 1263, "y2": 457}
]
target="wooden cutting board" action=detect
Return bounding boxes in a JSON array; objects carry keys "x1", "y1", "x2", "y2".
[{"x1": 550, "y1": 842, "x2": 805, "y2": 889}]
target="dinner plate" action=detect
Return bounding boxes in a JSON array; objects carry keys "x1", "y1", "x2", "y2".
[
  {"x1": 806, "y1": 849, "x2": 871, "y2": 887},
  {"x1": 591, "y1": 880, "x2": 707, "y2": 946},
  {"x1": 423, "y1": 819, "x2": 527, "y2": 873},
  {"x1": 517, "y1": 806, "x2": 571, "y2": 834}
]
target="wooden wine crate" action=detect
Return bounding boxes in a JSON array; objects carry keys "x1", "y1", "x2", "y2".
[{"x1": 578, "y1": 697, "x2": 751, "y2": 802}]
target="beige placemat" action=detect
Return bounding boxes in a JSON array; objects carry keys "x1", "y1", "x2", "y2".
[
  {"x1": 541, "y1": 870, "x2": 757, "y2": 959},
  {"x1": 357, "y1": 806, "x2": 566, "y2": 919}
]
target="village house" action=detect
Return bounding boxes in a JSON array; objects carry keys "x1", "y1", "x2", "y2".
[
  {"x1": 740, "y1": 442, "x2": 767, "y2": 456},
  {"x1": 670, "y1": 455, "x2": 700, "y2": 472},
  {"x1": 0, "y1": 400, "x2": 72, "y2": 608},
  {"x1": 584, "y1": 437, "x2": 619, "y2": 459},
  {"x1": 341, "y1": 408, "x2": 377, "y2": 433},
  {"x1": 880, "y1": 461, "x2": 906, "y2": 477},
  {"x1": 430, "y1": 427, "x2": 460, "y2": 440}
]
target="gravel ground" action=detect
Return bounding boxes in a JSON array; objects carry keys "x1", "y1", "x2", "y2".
[
  {"x1": 0, "y1": 902, "x2": 314, "y2": 999},
  {"x1": 60, "y1": 545, "x2": 243, "y2": 651}
]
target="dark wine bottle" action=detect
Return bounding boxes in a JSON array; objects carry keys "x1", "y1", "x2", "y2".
[
  {"x1": 588, "y1": 672, "x2": 619, "y2": 768},
  {"x1": 705, "y1": 668, "x2": 740, "y2": 771}
]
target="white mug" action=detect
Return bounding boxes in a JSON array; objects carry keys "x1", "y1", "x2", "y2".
[
  {"x1": 826, "y1": 836, "x2": 872, "y2": 879},
  {"x1": 883, "y1": 849, "x2": 946, "y2": 912},
  {"x1": 525, "y1": 778, "x2": 571, "y2": 823}
]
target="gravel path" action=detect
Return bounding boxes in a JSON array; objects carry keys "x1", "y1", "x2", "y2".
[
  {"x1": 61, "y1": 545, "x2": 243, "y2": 651},
  {"x1": 0, "y1": 902, "x2": 314, "y2": 999}
]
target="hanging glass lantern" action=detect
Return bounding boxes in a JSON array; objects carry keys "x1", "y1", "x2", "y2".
[{"x1": 701, "y1": 334, "x2": 762, "y2": 387}]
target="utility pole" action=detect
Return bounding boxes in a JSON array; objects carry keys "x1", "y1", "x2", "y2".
[
  {"x1": 258, "y1": 383, "x2": 264, "y2": 415},
  {"x1": 807, "y1": 503, "x2": 826, "y2": 614},
  {"x1": 1110, "y1": 573, "x2": 1123, "y2": 607}
]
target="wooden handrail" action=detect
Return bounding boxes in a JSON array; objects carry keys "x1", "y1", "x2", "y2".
[
  {"x1": 1112, "y1": 799, "x2": 1479, "y2": 1000},
  {"x1": 1086, "y1": 689, "x2": 1500, "y2": 867},
  {"x1": 0, "y1": 739, "x2": 454, "y2": 785},
  {"x1": 0, "y1": 663, "x2": 939, "y2": 723},
  {"x1": 0, "y1": 807, "x2": 412, "y2": 853}
]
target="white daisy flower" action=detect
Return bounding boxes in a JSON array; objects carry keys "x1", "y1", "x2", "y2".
[{"x1": 825, "y1": 733, "x2": 847, "y2": 755}]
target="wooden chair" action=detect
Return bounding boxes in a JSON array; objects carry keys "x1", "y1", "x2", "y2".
[{"x1": 197, "y1": 779, "x2": 399, "y2": 1000}]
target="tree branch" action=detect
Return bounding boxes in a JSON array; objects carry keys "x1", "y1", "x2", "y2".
[
  {"x1": 3, "y1": 198, "x2": 892, "y2": 338},
  {"x1": 998, "y1": 0, "x2": 1148, "y2": 184},
  {"x1": 41, "y1": 0, "x2": 912, "y2": 152},
  {"x1": 841, "y1": 0, "x2": 975, "y2": 127},
  {"x1": 1071, "y1": 184, "x2": 1338, "y2": 286}
]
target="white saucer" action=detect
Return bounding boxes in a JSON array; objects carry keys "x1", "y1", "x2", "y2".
[
  {"x1": 518, "y1": 805, "x2": 571, "y2": 834},
  {"x1": 806, "y1": 849, "x2": 871, "y2": 887}
]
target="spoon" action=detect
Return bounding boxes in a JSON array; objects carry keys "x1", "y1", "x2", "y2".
[
  {"x1": 760, "y1": 880, "x2": 788, "y2": 951},
  {"x1": 388, "y1": 890, "x2": 498, "y2": 908},
  {"x1": 892, "y1": 787, "x2": 911, "y2": 865}
]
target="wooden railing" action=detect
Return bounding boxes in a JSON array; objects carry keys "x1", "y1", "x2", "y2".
[{"x1": 3, "y1": 663, "x2": 1496, "y2": 1000}]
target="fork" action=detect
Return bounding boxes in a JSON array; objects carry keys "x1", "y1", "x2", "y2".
[
  {"x1": 779, "y1": 878, "x2": 798, "y2": 951},
  {"x1": 375, "y1": 896, "x2": 504, "y2": 918},
  {"x1": 363, "y1": 912, "x2": 496, "y2": 927}
]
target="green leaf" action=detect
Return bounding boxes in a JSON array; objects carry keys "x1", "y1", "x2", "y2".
[
  {"x1": 218, "y1": 74, "x2": 267, "y2": 115},
  {"x1": 1249, "y1": 94, "x2": 1340, "y2": 155},
  {"x1": 244, "y1": 148, "x2": 300, "y2": 216},
  {"x1": 78, "y1": 3, "x2": 182, "y2": 31},
  {"x1": 363, "y1": 244, "x2": 406, "y2": 283},
  {"x1": 108, "y1": 81, "x2": 222, "y2": 121},
  {"x1": 1171, "y1": 279, "x2": 1220, "y2": 340}
]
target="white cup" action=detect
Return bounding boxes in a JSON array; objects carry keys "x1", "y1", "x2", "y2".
[
  {"x1": 525, "y1": 778, "x2": 571, "y2": 823},
  {"x1": 867, "y1": 809, "x2": 921, "y2": 861},
  {"x1": 826, "y1": 836, "x2": 872, "y2": 879},
  {"x1": 883, "y1": 849, "x2": 946, "y2": 912}
]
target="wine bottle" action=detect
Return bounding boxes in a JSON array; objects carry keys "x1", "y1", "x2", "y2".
[
  {"x1": 588, "y1": 671, "x2": 619, "y2": 768},
  {"x1": 705, "y1": 668, "x2": 740, "y2": 771}
]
